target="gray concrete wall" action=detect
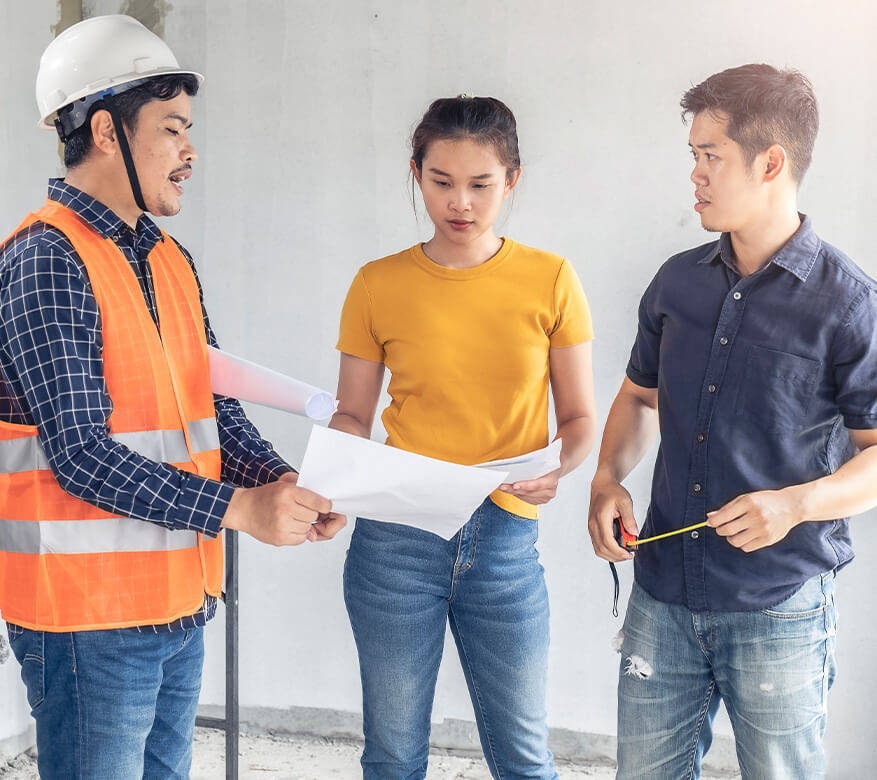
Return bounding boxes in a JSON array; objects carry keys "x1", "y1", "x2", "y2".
[{"x1": 1, "y1": 2, "x2": 876, "y2": 776}]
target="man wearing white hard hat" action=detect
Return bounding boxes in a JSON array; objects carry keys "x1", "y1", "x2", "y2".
[{"x1": 0, "y1": 15, "x2": 345, "y2": 778}]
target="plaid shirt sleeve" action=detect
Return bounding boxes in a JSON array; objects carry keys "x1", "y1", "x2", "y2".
[{"x1": 0, "y1": 230, "x2": 234, "y2": 536}]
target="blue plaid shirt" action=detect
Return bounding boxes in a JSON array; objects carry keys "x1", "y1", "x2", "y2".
[{"x1": 0, "y1": 180, "x2": 293, "y2": 632}]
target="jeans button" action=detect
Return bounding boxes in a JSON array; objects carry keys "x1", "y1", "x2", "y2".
[
  {"x1": 692, "y1": 482, "x2": 702, "y2": 493},
  {"x1": 707, "y1": 384, "x2": 717, "y2": 394},
  {"x1": 691, "y1": 530, "x2": 700, "y2": 539},
  {"x1": 733, "y1": 291, "x2": 742, "y2": 300},
  {"x1": 719, "y1": 336, "x2": 729, "y2": 346},
  {"x1": 696, "y1": 433, "x2": 705, "y2": 443}
]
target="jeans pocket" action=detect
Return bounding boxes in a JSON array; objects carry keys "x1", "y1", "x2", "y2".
[
  {"x1": 9, "y1": 629, "x2": 46, "y2": 710},
  {"x1": 760, "y1": 575, "x2": 828, "y2": 620}
]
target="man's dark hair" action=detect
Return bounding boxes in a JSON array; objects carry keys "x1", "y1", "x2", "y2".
[
  {"x1": 680, "y1": 64, "x2": 818, "y2": 183},
  {"x1": 63, "y1": 74, "x2": 199, "y2": 169}
]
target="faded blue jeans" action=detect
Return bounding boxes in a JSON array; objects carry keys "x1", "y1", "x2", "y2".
[
  {"x1": 617, "y1": 573, "x2": 837, "y2": 779},
  {"x1": 7, "y1": 622, "x2": 204, "y2": 779},
  {"x1": 344, "y1": 498, "x2": 558, "y2": 780}
]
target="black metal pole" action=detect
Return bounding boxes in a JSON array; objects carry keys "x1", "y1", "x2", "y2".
[
  {"x1": 195, "y1": 529, "x2": 240, "y2": 779},
  {"x1": 225, "y1": 528, "x2": 240, "y2": 780}
]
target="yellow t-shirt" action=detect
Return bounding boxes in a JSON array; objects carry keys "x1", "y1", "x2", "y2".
[{"x1": 337, "y1": 238, "x2": 594, "y2": 519}]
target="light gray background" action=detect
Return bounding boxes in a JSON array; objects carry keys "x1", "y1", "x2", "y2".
[{"x1": 1, "y1": 1, "x2": 875, "y2": 776}]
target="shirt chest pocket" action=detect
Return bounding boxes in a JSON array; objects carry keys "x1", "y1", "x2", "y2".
[{"x1": 735, "y1": 345, "x2": 820, "y2": 433}]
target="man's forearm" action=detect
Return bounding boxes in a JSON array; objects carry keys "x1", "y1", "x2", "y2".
[{"x1": 788, "y1": 442, "x2": 877, "y2": 523}]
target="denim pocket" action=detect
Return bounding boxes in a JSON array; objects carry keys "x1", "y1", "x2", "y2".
[
  {"x1": 735, "y1": 345, "x2": 819, "y2": 433},
  {"x1": 8, "y1": 629, "x2": 45, "y2": 709},
  {"x1": 760, "y1": 576, "x2": 828, "y2": 620}
]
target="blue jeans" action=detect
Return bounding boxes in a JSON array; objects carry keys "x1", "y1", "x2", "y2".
[
  {"x1": 617, "y1": 574, "x2": 837, "y2": 780},
  {"x1": 344, "y1": 498, "x2": 557, "y2": 780},
  {"x1": 7, "y1": 623, "x2": 204, "y2": 779}
]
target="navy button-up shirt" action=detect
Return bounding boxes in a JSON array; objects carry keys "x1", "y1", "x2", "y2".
[{"x1": 627, "y1": 216, "x2": 877, "y2": 612}]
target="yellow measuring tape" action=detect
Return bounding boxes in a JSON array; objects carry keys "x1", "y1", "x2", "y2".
[{"x1": 629, "y1": 520, "x2": 709, "y2": 547}]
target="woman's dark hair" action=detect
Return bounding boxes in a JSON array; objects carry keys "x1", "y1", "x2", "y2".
[
  {"x1": 680, "y1": 64, "x2": 818, "y2": 183},
  {"x1": 411, "y1": 95, "x2": 521, "y2": 181},
  {"x1": 63, "y1": 74, "x2": 199, "y2": 169}
]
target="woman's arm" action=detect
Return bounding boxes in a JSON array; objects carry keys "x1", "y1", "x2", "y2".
[
  {"x1": 329, "y1": 352, "x2": 386, "y2": 438},
  {"x1": 498, "y1": 341, "x2": 598, "y2": 505}
]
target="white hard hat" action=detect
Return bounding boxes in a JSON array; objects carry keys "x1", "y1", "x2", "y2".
[{"x1": 36, "y1": 14, "x2": 203, "y2": 133}]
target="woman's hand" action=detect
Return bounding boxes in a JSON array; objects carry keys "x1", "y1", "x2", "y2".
[{"x1": 497, "y1": 468, "x2": 561, "y2": 505}]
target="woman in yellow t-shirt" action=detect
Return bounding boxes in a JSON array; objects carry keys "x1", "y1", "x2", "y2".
[{"x1": 330, "y1": 96, "x2": 596, "y2": 780}]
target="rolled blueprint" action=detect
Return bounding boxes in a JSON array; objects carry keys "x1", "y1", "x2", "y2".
[{"x1": 207, "y1": 346, "x2": 337, "y2": 420}]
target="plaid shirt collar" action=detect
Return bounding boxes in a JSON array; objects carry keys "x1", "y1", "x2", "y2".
[{"x1": 47, "y1": 178, "x2": 164, "y2": 251}]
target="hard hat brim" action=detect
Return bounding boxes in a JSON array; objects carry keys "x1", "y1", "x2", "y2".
[{"x1": 38, "y1": 67, "x2": 204, "y2": 130}]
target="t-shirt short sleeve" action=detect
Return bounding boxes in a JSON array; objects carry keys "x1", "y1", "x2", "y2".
[
  {"x1": 548, "y1": 259, "x2": 594, "y2": 347},
  {"x1": 336, "y1": 269, "x2": 385, "y2": 363}
]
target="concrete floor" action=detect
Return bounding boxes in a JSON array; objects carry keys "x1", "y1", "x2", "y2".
[
  {"x1": 190, "y1": 728, "x2": 620, "y2": 778},
  {"x1": 0, "y1": 727, "x2": 742, "y2": 779}
]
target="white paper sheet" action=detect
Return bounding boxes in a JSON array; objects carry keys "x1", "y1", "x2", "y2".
[
  {"x1": 208, "y1": 346, "x2": 337, "y2": 420},
  {"x1": 296, "y1": 426, "x2": 509, "y2": 540},
  {"x1": 474, "y1": 439, "x2": 563, "y2": 483}
]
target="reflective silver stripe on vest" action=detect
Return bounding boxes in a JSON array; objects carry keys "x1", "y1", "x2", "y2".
[
  {"x1": 0, "y1": 436, "x2": 51, "y2": 473},
  {"x1": 187, "y1": 417, "x2": 220, "y2": 454},
  {"x1": 110, "y1": 429, "x2": 190, "y2": 463},
  {"x1": 0, "y1": 420, "x2": 219, "y2": 475},
  {"x1": 0, "y1": 517, "x2": 198, "y2": 555}
]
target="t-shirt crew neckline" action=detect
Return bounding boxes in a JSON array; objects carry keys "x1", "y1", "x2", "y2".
[{"x1": 411, "y1": 237, "x2": 515, "y2": 280}]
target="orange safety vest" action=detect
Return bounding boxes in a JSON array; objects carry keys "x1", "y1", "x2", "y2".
[{"x1": 0, "y1": 200, "x2": 223, "y2": 631}]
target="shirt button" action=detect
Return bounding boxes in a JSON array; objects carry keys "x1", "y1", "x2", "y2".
[
  {"x1": 692, "y1": 482, "x2": 702, "y2": 493},
  {"x1": 696, "y1": 432, "x2": 705, "y2": 443},
  {"x1": 719, "y1": 337, "x2": 729, "y2": 346},
  {"x1": 707, "y1": 384, "x2": 717, "y2": 393},
  {"x1": 733, "y1": 291, "x2": 742, "y2": 300},
  {"x1": 691, "y1": 530, "x2": 700, "y2": 540}
]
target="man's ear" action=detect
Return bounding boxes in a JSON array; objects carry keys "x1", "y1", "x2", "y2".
[
  {"x1": 90, "y1": 109, "x2": 117, "y2": 156},
  {"x1": 762, "y1": 144, "x2": 788, "y2": 183}
]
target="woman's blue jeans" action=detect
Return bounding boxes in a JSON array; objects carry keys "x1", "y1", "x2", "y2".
[
  {"x1": 7, "y1": 622, "x2": 204, "y2": 779},
  {"x1": 344, "y1": 498, "x2": 558, "y2": 780},
  {"x1": 617, "y1": 573, "x2": 837, "y2": 779}
]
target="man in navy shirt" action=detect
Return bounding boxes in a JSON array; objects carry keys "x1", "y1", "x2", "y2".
[{"x1": 588, "y1": 64, "x2": 877, "y2": 778}]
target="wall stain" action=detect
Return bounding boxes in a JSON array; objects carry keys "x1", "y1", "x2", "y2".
[
  {"x1": 120, "y1": 0, "x2": 172, "y2": 37},
  {"x1": 52, "y1": 0, "x2": 82, "y2": 37}
]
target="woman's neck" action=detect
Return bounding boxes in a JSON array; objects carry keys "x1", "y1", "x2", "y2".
[{"x1": 422, "y1": 232, "x2": 504, "y2": 269}]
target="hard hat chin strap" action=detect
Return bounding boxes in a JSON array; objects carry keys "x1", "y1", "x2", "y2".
[{"x1": 104, "y1": 99, "x2": 148, "y2": 214}]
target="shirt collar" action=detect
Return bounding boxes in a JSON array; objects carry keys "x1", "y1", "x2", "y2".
[
  {"x1": 697, "y1": 214, "x2": 821, "y2": 282},
  {"x1": 47, "y1": 178, "x2": 164, "y2": 249}
]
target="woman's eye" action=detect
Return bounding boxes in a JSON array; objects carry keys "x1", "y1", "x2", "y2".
[{"x1": 167, "y1": 128, "x2": 179, "y2": 136}]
